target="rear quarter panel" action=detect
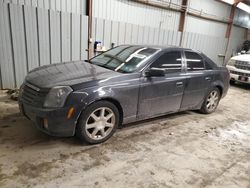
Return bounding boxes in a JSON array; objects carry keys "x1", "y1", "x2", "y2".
[{"x1": 212, "y1": 67, "x2": 230, "y2": 98}]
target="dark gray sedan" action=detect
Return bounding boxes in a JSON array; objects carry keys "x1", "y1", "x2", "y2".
[{"x1": 18, "y1": 45, "x2": 230, "y2": 144}]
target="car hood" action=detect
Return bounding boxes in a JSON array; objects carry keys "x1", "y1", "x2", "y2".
[
  {"x1": 25, "y1": 61, "x2": 120, "y2": 88},
  {"x1": 231, "y1": 54, "x2": 250, "y2": 62}
]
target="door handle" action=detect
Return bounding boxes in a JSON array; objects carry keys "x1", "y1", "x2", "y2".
[
  {"x1": 176, "y1": 81, "x2": 183, "y2": 87},
  {"x1": 205, "y1": 77, "x2": 211, "y2": 81}
]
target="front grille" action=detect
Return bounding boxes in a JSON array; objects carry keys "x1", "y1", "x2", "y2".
[
  {"x1": 21, "y1": 83, "x2": 49, "y2": 107},
  {"x1": 230, "y1": 70, "x2": 250, "y2": 77},
  {"x1": 235, "y1": 61, "x2": 250, "y2": 70}
]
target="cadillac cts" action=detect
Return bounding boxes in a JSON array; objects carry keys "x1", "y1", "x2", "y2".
[{"x1": 18, "y1": 45, "x2": 230, "y2": 144}]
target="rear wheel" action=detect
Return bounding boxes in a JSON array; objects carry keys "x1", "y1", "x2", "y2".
[
  {"x1": 76, "y1": 101, "x2": 119, "y2": 144},
  {"x1": 200, "y1": 87, "x2": 221, "y2": 114}
]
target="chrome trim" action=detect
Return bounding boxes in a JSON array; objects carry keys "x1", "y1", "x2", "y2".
[{"x1": 25, "y1": 82, "x2": 40, "y2": 91}]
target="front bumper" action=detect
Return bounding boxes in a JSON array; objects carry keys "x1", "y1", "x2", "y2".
[
  {"x1": 227, "y1": 65, "x2": 250, "y2": 84},
  {"x1": 19, "y1": 101, "x2": 81, "y2": 137}
]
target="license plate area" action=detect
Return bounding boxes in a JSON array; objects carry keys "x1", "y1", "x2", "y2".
[{"x1": 238, "y1": 75, "x2": 248, "y2": 81}]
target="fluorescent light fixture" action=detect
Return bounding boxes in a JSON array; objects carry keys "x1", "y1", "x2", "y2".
[
  {"x1": 220, "y1": 0, "x2": 234, "y2": 5},
  {"x1": 237, "y1": 2, "x2": 250, "y2": 13}
]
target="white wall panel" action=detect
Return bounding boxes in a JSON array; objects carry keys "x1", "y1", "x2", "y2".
[
  {"x1": 0, "y1": 1, "x2": 89, "y2": 89},
  {"x1": 182, "y1": 31, "x2": 228, "y2": 65},
  {"x1": 225, "y1": 26, "x2": 246, "y2": 62},
  {"x1": 0, "y1": 2, "x2": 16, "y2": 88},
  {"x1": 137, "y1": 25, "x2": 144, "y2": 44},
  {"x1": 143, "y1": 26, "x2": 150, "y2": 45},
  {"x1": 189, "y1": 0, "x2": 230, "y2": 19},
  {"x1": 1, "y1": 0, "x2": 86, "y2": 14},
  {"x1": 111, "y1": 21, "x2": 119, "y2": 46},
  {"x1": 10, "y1": 4, "x2": 28, "y2": 87},
  {"x1": 131, "y1": 25, "x2": 139, "y2": 45},
  {"x1": 95, "y1": 18, "x2": 104, "y2": 43},
  {"x1": 185, "y1": 15, "x2": 227, "y2": 37},
  {"x1": 24, "y1": 5, "x2": 39, "y2": 70},
  {"x1": 103, "y1": 19, "x2": 112, "y2": 48},
  {"x1": 61, "y1": 12, "x2": 71, "y2": 62},
  {"x1": 118, "y1": 22, "x2": 126, "y2": 45},
  {"x1": 72, "y1": 13, "x2": 81, "y2": 61},
  {"x1": 231, "y1": 26, "x2": 246, "y2": 40},
  {"x1": 81, "y1": 15, "x2": 88, "y2": 60},
  {"x1": 148, "y1": 27, "x2": 155, "y2": 45},
  {"x1": 37, "y1": 7, "x2": 50, "y2": 66},
  {"x1": 50, "y1": 10, "x2": 61, "y2": 63},
  {"x1": 93, "y1": 0, "x2": 181, "y2": 31},
  {"x1": 125, "y1": 23, "x2": 132, "y2": 44},
  {"x1": 158, "y1": 29, "x2": 165, "y2": 45}
]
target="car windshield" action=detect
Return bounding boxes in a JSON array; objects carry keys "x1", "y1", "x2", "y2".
[{"x1": 90, "y1": 46, "x2": 159, "y2": 73}]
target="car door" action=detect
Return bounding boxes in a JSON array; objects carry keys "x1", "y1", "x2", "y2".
[
  {"x1": 180, "y1": 50, "x2": 211, "y2": 110},
  {"x1": 137, "y1": 50, "x2": 187, "y2": 119}
]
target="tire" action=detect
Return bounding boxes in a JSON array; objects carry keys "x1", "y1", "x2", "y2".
[
  {"x1": 76, "y1": 101, "x2": 120, "y2": 144},
  {"x1": 200, "y1": 87, "x2": 221, "y2": 114}
]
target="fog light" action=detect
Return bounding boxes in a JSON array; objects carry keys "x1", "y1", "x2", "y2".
[
  {"x1": 43, "y1": 118, "x2": 49, "y2": 129},
  {"x1": 67, "y1": 107, "x2": 75, "y2": 119}
]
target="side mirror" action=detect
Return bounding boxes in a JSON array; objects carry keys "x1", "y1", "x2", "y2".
[{"x1": 145, "y1": 68, "x2": 165, "y2": 77}]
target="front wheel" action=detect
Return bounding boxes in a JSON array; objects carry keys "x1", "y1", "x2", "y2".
[
  {"x1": 200, "y1": 88, "x2": 221, "y2": 114},
  {"x1": 76, "y1": 101, "x2": 120, "y2": 144}
]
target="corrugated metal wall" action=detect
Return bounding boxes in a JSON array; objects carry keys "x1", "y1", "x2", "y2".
[
  {"x1": 1, "y1": 0, "x2": 87, "y2": 14},
  {"x1": 225, "y1": 26, "x2": 247, "y2": 61},
  {"x1": 0, "y1": 1, "x2": 88, "y2": 89},
  {"x1": 91, "y1": 17, "x2": 227, "y2": 65},
  {"x1": 92, "y1": 0, "x2": 246, "y2": 62},
  {"x1": 92, "y1": 17, "x2": 182, "y2": 49},
  {"x1": 188, "y1": 0, "x2": 231, "y2": 19},
  {"x1": 185, "y1": 15, "x2": 227, "y2": 37},
  {"x1": 0, "y1": 0, "x2": 248, "y2": 89},
  {"x1": 93, "y1": 0, "x2": 182, "y2": 31},
  {"x1": 182, "y1": 31, "x2": 228, "y2": 65}
]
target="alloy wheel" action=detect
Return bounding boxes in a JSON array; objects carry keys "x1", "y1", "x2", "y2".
[
  {"x1": 85, "y1": 107, "x2": 115, "y2": 141},
  {"x1": 206, "y1": 90, "x2": 219, "y2": 111}
]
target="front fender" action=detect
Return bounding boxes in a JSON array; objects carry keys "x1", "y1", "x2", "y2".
[{"x1": 67, "y1": 87, "x2": 120, "y2": 122}]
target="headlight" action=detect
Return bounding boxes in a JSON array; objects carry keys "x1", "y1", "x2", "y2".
[
  {"x1": 227, "y1": 59, "x2": 236, "y2": 66},
  {"x1": 44, "y1": 86, "x2": 73, "y2": 108}
]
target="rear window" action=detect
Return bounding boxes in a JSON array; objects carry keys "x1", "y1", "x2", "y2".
[
  {"x1": 201, "y1": 53, "x2": 218, "y2": 69},
  {"x1": 185, "y1": 51, "x2": 205, "y2": 71}
]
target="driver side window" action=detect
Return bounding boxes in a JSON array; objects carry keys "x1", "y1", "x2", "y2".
[{"x1": 151, "y1": 51, "x2": 182, "y2": 73}]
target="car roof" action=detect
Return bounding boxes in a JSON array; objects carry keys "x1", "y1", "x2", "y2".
[{"x1": 119, "y1": 44, "x2": 201, "y2": 53}]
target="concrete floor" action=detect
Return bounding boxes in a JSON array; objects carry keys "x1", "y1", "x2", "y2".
[{"x1": 0, "y1": 84, "x2": 250, "y2": 188}]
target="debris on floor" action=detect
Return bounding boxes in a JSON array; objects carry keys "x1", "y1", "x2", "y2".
[{"x1": 6, "y1": 89, "x2": 19, "y2": 101}]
